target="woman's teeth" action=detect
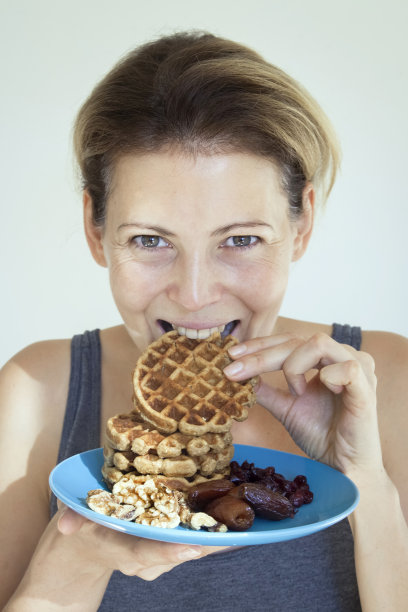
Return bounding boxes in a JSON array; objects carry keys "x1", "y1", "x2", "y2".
[{"x1": 172, "y1": 325, "x2": 226, "y2": 340}]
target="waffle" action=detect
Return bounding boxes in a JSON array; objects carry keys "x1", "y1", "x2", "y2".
[
  {"x1": 156, "y1": 430, "x2": 233, "y2": 458},
  {"x1": 133, "y1": 331, "x2": 256, "y2": 435},
  {"x1": 102, "y1": 463, "x2": 230, "y2": 492},
  {"x1": 105, "y1": 413, "x2": 165, "y2": 452},
  {"x1": 105, "y1": 417, "x2": 233, "y2": 458},
  {"x1": 103, "y1": 443, "x2": 234, "y2": 477}
]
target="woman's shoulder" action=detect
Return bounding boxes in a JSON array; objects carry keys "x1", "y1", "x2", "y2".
[
  {"x1": 274, "y1": 316, "x2": 332, "y2": 337},
  {"x1": 360, "y1": 329, "x2": 408, "y2": 419},
  {"x1": 277, "y1": 316, "x2": 408, "y2": 355},
  {"x1": 0, "y1": 338, "x2": 72, "y2": 471},
  {"x1": 1, "y1": 337, "x2": 72, "y2": 395},
  {"x1": 360, "y1": 328, "x2": 408, "y2": 365}
]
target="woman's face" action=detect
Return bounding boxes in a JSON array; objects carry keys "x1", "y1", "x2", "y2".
[{"x1": 86, "y1": 150, "x2": 312, "y2": 352}]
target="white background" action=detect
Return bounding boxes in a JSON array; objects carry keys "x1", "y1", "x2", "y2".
[{"x1": 1, "y1": 0, "x2": 407, "y2": 367}]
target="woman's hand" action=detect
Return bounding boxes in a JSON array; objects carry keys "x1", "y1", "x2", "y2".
[
  {"x1": 224, "y1": 332, "x2": 382, "y2": 477},
  {"x1": 6, "y1": 505, "x2": 220, "y2": 610},
  {"x1": 56, "y1": 504, "x2": 206, "y2": 581}
]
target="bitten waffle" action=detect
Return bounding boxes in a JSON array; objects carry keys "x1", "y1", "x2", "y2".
[{"x1": 132, "y1": 331, "x2": 256, "y2": 435}]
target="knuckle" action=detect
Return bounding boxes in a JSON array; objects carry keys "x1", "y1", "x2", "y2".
[
  {"x1": 345, "y1": 358, "x2": 362, "y2": 378},
  {"x1": 281, "y1": 359, "x2": 296, "y2": 378},
  {"x1": 310, "y1": 332, "x2": 329, "y2": 352},
  {"x1": 283, "y1": 332, "x2": 300, "y2": 343},
  {"x1": 248, "y1": 351, "x2": 265, "y2": 371},
  {"x1": 359, "y1": 350, "x2": 376, "y2": 371}
]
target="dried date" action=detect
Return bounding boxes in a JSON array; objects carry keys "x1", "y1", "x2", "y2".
[
  {"x1": 204, "y1": 495, "x2": 255, "y2": 531},
  {"x1": 228, "y1": 483, "x2": 294, "y2": 520},
  {"x1": 187, "y1": 479, "x2": 235, "y2": 511},
  {"x1": 229, "y1": 461, "x2": 313, "y2": 510}
]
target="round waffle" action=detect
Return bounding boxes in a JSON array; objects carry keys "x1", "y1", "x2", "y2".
[
  {"x1": 133, "y1": 331, "x2": 256, "y2": 435},
  {"x1": 106, "y1": 416, "x2": 233, "y2": 458},
  {"x1": 156, "y1": 430, "x2": 233, "y2": 458},
  {"x1": 103, "y1": 443, "x2": 234, "y2": 477},
  {"x1": 105, "y1": 413, "x2": 165, "y2": 452},
  {"x1": 106, "y1": 469, "x2": 230, "y2": 493}
]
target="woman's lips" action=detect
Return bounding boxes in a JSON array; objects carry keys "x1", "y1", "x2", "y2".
[{"x1": 158, "y1": 320, "x2": 239, "y2": 339}]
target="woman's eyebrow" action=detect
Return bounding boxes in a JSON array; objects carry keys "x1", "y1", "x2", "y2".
[
  {"x1": 117, "y1": 222, "x2": 177, "y2": 237},
  {"x1": 211, "y1": 221, "x2": 275, "y2": 236},
  {"x1": 117, "y1": 221, "x2": 274, "y2": 236}
]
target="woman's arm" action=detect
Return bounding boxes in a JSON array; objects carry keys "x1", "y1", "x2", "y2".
[
  {"x1": 224, "y1": 329, "x2": 408, "y2": 611},
  {"x1": 0, "y1": 341, "x2": 70, "y2": 608},
  {"x1": 349, "y1": 331, "x2": 408, "y2": 610},
  {"x1": 0, "y1": 343, "x2": 207, "y2": 611}
]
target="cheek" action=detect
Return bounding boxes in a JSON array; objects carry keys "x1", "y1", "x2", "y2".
[
  {"x1": 108, "y1": 262, "x2": 160, "y2": 312},
  {"x1": 244, "y1": 265, "x2": 289, "y2": 310},
  {"x1": 229, "y1": 248, "x2": 291, "y2": 309}
]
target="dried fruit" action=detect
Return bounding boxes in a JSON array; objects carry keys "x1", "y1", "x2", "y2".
[
  {"x1": 229, "y1": 460, "x2": 313, "y2": 511},
  {"x1": 228, "y1": 483, "x2": 294, "y2": 520},
  {"x1": 204, "y1": 495, "x2": 255, "y2": 531},
  {"x1": 187, "y1": 479, "x2": 235, "y2": 511}
]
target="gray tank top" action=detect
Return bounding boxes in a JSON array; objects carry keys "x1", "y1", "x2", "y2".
[{"x1": 51, "y1": 324, "x2": 362, "y2": 611}]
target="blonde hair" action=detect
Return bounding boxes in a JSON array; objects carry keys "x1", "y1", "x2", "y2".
[{"x1": 74, "y1": 31, "x2": 340, "y2": 225}]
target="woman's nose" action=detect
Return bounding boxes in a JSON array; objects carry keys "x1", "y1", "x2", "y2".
[{"x1": 166, "y1": 253, "x2": 223, "y2": 312}]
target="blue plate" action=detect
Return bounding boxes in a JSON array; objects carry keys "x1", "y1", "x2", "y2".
[{"x1": 49, "y1": 445, "x2": 359, "y2": 546}]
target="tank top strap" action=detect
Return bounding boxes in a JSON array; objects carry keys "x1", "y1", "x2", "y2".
[
  {"x1": 331, "y1": 323, "x2": 362, "y2": 350},
  {"x1": 50, "y1": 329, "x2": 101, "y2": 516}
]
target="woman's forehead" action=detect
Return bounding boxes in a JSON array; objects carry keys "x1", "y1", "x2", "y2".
[{"x1": 108, "y1": 150, "x2": 287, "y2": 207}]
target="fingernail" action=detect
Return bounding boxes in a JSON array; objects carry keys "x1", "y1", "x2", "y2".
[
  {"x1": 178, "y1": 547, "x2": 201, "y2": 561},
  {"x1": 228, "y1": 344, "x2": 247, "y2": 357},
  {"x1": 224, "y1": 361, "x2": 244, "y2": 376},
  {"x1": 57, "y1": 508, "x2": 67, "y2": 533}
]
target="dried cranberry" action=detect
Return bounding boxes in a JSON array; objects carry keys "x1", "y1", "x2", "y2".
[{"x1": 294, "y1": 475, "x2": 307, "y2": 487}]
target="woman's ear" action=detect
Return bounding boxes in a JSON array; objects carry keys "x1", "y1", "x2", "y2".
[
  {"x1": 291, "y1": 183, "x2": 315, "y2": 262},
  {"x1": 83, "y1": 190, "x2": 108, "y2": 267}
]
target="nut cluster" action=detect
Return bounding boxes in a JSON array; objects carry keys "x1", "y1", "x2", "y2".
[{"x1": 87, "y1": 477, "x2": 227, "y2": 531}]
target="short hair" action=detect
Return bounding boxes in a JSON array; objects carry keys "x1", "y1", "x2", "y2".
[{"x1": 73, "y1": 31, "x2": 340, "y2": 225}]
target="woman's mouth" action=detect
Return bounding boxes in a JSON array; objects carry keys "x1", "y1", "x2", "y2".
[{"x1": 158, "y1": 320, "x2": 239, "y2": 339}]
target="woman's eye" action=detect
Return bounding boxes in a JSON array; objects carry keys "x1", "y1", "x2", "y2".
[
  {"x1": 132, "y1": 235, "x2": 169, "y2": 248},
  {"x1": 223, "y1": 235, "x2": 259, "y2": 248}
]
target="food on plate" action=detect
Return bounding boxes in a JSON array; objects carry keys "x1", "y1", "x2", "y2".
[
  {"x1": 228, "y1": 483, "x2": 295, "y2": 520},
  {"x1": 101, "y1": 331, "x2": 256, "y2": 489},
  {"x1": 86, "y1": 332, "x2": 313, "y2": 532},
  {"x1": 229, "y1": 460, "x2": 314, "y2": 508},
  {"x1": 203, "y1": 495, "x2": 255, "y2": 531},
  {"x1": 187, "y1": 479, "x2": 236, "y2": 511},
  {"x1": 132, "y1": 330, "x2": 256, "y2": 435},
  {"x1": 86, "y1": 478, "x2": 227, "y2": 531}
]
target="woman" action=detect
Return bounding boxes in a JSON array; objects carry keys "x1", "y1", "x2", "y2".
[{"x1": 1, "y1": 31, "x2": 407, "y2": 611}]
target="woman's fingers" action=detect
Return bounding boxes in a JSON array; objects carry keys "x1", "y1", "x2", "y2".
[
  {"x1": 281, "y1": 333, "x2": 358, "y2": 395},
  {"x1": 124, "y1": 541, "x2": 203, "y2": 580},
  {"x1": 54, "y1": 504, "x2": 226, "y2": 581},
  {"x1": 226, "y1": 332, "x2": 373, "y2": 397},
  {"x1": 225, "y1": 335, "x2": 304, "y2": 381},
  {"x1": 57, "y1": 506, "x2": 89, "y2": 535},
  {"x1": 319, "y1": 358, "x2": 377, "y2": 407},
  {"x1": 228, "y1": 334, "x2": 304, "y2": 357}
]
